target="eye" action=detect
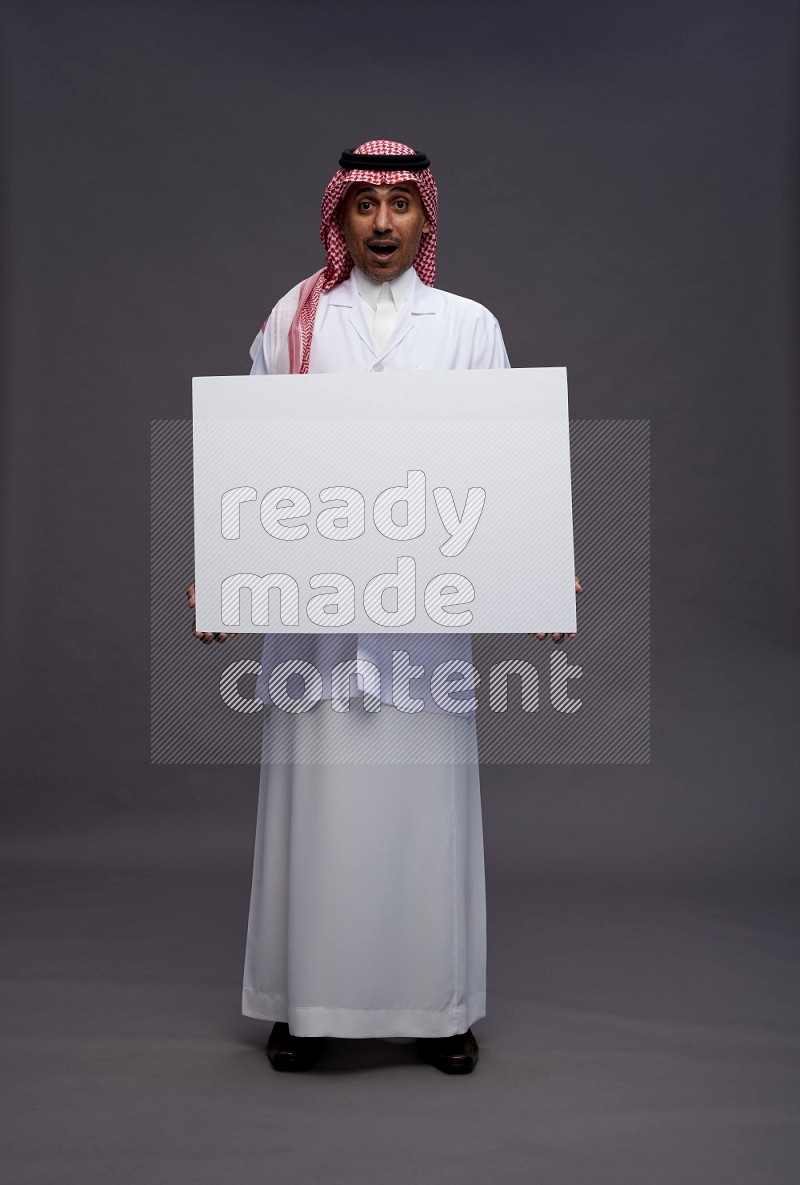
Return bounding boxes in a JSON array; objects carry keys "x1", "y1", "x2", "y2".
[
  {"x1": 395, "y1": 199, "x2": 409, "y2": 210},
  {"x1": 357, "y1": 200, "x2": 373, "y2": 212}
]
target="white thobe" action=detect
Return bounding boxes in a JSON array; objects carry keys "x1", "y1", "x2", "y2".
[{"x1": 242, "y1": 267, "x2": 510, "y2": 1038}]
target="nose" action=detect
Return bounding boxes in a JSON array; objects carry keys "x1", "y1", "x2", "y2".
[{"x1": 373, "y1": 199, "x2": 393, "y2": 234}]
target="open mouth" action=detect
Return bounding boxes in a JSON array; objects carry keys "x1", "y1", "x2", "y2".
[{"x1": 367, "y1": 242, "x2": 399, "y2": 260}]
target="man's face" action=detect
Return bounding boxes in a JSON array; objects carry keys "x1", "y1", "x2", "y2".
[{"x1": 338, "y1": 183, "x2": 430, "y2": 283}]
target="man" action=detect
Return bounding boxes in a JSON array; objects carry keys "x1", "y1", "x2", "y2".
[{"x1": 190, "y1": 140, "x2": 567, "y2": 1073}]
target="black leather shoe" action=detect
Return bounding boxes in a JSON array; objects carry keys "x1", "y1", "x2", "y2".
[
  {"x1": 418, "y1": 1028, "x2": 479, "y2": 1074},
  {"x1": 266, "y1": 1022, "x2": 323, "y2": 1072}
]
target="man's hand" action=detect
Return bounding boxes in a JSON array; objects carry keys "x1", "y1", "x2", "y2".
[
  {"x1": 529, "y1": 577, "x2": 583, "y2": 644},
  {"x1": 186, "y1": 582, "x2": 237, "y2": 645}
]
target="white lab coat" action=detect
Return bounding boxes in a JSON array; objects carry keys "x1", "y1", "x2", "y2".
[
  {"x1": 242, "y1": 269, "x2": 510, "y2": 1038},
  {"x1": 248, "y1": 269, "x2": 510, "y2": 713}
]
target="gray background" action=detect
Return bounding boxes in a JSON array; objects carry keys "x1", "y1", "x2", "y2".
[{"x1": 1, "y1": 1, "x2": 799, "y2": 1182}]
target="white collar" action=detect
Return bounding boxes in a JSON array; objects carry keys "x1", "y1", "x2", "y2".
[
  {"x1": 327, "y1": 269, "x2": 437, "y2": 315},
  {"x1": 353, "y1": 266, "x2": 415, "y2": 313}
]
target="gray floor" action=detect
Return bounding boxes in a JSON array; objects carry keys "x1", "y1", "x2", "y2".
[{"x1": 2, "y1": 807, "x2": 798, "y2": 1185}]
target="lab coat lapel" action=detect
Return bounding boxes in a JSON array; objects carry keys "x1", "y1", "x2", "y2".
[
  {"x1": 333, "y1": 274, "x2": 377, "y2": 359},
  {"x1": 379, "y1": 271, "x2": 436, "y2": 361},
  {"x1": 335, "y1": 269, "x2": 437, "y2": 364}
]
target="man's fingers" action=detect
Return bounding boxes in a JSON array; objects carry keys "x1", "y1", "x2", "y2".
[
  {"x1": 192, "y1": 614, "x2": 238, "y2": 643},
  {"x1": 526, "y1": 582, "x2": 583, "y2": 638},
  {"x1": 192, "y1": 617, "x2": 215, "y2": 644},
  {"x1": 190, "y1": 591, "x2": 237, "y2": 644}
]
